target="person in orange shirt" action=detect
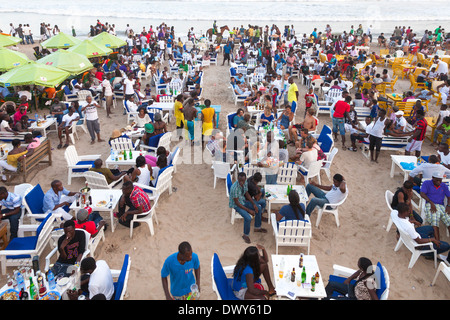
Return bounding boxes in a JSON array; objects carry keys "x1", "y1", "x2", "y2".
[{"x1": 43, "y1": 86, "x2": 56, "y2": 99}]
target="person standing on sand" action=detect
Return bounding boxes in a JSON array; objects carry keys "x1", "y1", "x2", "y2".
[
  {"x1": 81, "y1": 96, "x2": 104, "y2": 145},
  {"x1": 161, "y1": 241, "x2": 201, "y2": 300}
]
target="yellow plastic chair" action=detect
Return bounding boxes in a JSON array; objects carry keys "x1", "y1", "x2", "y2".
[{"x1": 409, "y1": 74, "x2": 427, "y2": 92}]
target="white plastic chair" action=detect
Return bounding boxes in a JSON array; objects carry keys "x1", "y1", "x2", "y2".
[
  {"x1": 123, "y1": 100, "x2": 139, "y2": 124},
  {"x1": 315, "y1": 189, "x2": 348, "y2": 227},
  {"x1": 110, "y1": 137, "x2": 137, "y2": 152},
  {"x1": 0, "y1": 213, "x2": 55, "y2": 274},
  {"x1": 134, "y1": 166, "x2": 174, "y2": 202},
  {"x1": 159, "y1": 95, "x2": 174, "y2": 103},
  {"x1": 320, "y1": 147, "x2": 338, "y2": 181},
  {"x1": 277, "y1": 162, "x2": 298, "y2": 185},
  {"x1": 13, "y1": 183, "x2": 33, "y2": 224},
  {"x1": 431, "y1": 261, "x2": 450, "y2": 286},
  {"x1": 393, "y1": 218, "x2": 437, "y2": 269},
  {"x1": 129, "y1": 198, "x2": 158, "y2": 238},
  {"x1": 385, "y1": 190, "x2": 394, "y2": 232},
  {"x1": 64, "y1": 145, "x2": 101, "y2": 185},
  {"x1": 138, "y1": 132, "x2": 172, "y2": 154},
  {"x1": 298, "y1": 160, "x2": 323, "y2": 186},
  {"x1": 83, "y1": 171, "x2": 124, "y2": 189},
  {"x1": 212, "y1": 161, "x2": 236, "y2": 189},
  {"x1": 270, "y1": 213, "x2": 312, "y2": 255}
]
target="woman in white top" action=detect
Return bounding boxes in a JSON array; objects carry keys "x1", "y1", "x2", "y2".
[
  {"x1": 134, "y1": 107, "x2": 151, "y2": 128},
  {"x1": 127, "y1": 155, "x2": 152, "y2": 186},
  {"x1": 297, "y1": 139, "x2": 318, "y2": 170}
]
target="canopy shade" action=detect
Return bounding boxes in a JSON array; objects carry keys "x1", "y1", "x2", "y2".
[
  {"x1": 0, "y1": 47, "x2": 32, "y2": 72},
  {"x1": 91, "y1": 32, "x2": 127, "y2": 49},
  {"x1": 67, "y1": 39, "x2": 113, "y2": 58},
  {"x1": 40, "y1": 32, "x2": 81, "y2": 49},
  {"x1": 0, "y1": 62, "x2": 70, "y2": 88},
  {"x1": 0, "y1": 34, "x2": 22, "y2": 47},
  {"x1": 36, "y1": 49, "x2": 93, "y2": 76}
]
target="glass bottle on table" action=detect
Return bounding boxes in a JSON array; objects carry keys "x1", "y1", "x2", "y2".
[{"x1": 301, "y1": 266, "x2": 306, "y2": 284}]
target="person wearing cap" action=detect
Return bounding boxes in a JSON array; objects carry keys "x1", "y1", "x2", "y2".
[
  {"x1": 74, "y1": 208, "x2": 106, "y2": 237},
  {"x1": 142, "y1": 123, "x2": 155, "y2": 146},
  {"x1": 420, "y1": 171, "x2": 450, "y2": 245},
  {"x1": 393, "y1": 110, "x2": 407, "y2": 133}
]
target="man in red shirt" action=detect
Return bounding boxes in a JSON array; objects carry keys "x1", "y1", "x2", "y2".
[
  {"x1": 304, "y1": 87, "x2": 315, "y2": 117},
  {"x1": 74, "y1": 208, "x2": 106, "y2": 237},
  {"x1": 332, "y1": 95, "x2": 352, "y2": 150},
  {"x1": 117, "y1": 181, "x2": 152, "y2": 228},
  {"x1": 405, "y1": 109, "x2": 427, "y2": 157}
]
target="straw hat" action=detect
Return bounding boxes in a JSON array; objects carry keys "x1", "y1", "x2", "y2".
[
  {"x1": 111, "y1": 129, "x2": 122, "y2": 139},
  {"x1": 145, "y1": 123, "x2": 154, "y2": 134}
]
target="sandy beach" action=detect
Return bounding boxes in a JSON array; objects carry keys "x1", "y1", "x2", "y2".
[{"x1": 1, "y1": 38, "x2": 450, "y2": 301}]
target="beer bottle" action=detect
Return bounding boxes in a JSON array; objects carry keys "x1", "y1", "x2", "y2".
[
  {"x1": 290, "y1": 268, "x2": 296, "y2": 282},
  {"x1": 299, "y1": 253, "x2": 304, "y2": 268},
  {"x1": 311, "y1": 276, "x2": 316, "y2": 292},
  {"x1": 123, "y1": 150, "x2": 127, "y2": 160},
  {"x1": 315, "y1": 271, "x2": 320, "y2": 284},
  {"x1": 129, "y1": 149, "x2": 133, "y2": 160},
  {"x1": 301, "y1": 266, "x2": 306, "y2": 283},
  {"x1": 29, "y1": 277, "x2": 38, "y2": 300}
]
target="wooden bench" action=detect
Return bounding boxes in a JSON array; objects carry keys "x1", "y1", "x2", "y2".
[
  {"x1": 0, "y1": 131, "x2": 28, "y2": 143},
  {"x1": 3, "y1": 139, "x2": 52, "y2": 184}
]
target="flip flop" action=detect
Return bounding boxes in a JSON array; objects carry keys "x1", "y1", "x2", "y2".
[
  {"x1": 242, "y1": 235, "x2": 251, "y2": 244},
  {"x1": 63, "y1": 144, "x2": 69, "y2": 148},
  {"x1": 254, "y1": 228, "x2": 268, "y2": 233},
  {"x1": 57, "y1": 144, "x2": 62, "y2": 149}
]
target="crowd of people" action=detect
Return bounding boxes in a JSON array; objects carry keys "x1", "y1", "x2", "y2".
[{"x1": 0, "y1": 18, "x2": 450, "y2": 301}]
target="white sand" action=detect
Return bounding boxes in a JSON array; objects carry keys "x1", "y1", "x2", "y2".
[{"x1": 1, "y1": 41, "x2": 450, "y2": 300}]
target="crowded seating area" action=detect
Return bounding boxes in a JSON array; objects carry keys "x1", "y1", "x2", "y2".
[{"x1": 0, "y1": 19, "x2": 449, "y2": 301}]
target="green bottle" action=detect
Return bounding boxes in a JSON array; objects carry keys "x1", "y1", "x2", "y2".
[
  {"x1": 129, "y1": 149, "x2": 133, "y2": 160},
  {"x1": 29, "y1": 277, "x2": 37, "y2": 300},
  {"x1": 301, "y1": 267, "x2": 306, "y2": 284},
  {"x1": 311, "y1": 275, "x2": 316, "y2": 292},
  {"x1": 123, "y1": 150, "x2": 127, "y2": 161}
]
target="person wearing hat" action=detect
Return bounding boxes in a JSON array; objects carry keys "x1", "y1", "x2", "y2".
[
  {"x1": 108, "y1": 129, "x2": 133, "y2": 149},
  {"x1": 420, "y1": 171, "x2": 450, "y2": 247},
  {"x1": 393, "y1": 110, "x2": 407, "y2": 133},
  {"x1": 142, "y1": 123, "x2": 155, "y2": 146},
  {"x1": 74, "y1": 208, "x2": 106, "y2": 237}
]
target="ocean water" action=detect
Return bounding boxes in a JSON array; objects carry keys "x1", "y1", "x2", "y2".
[{"x1": 0, "y1": 0, "x2": 449, "y2": 40}]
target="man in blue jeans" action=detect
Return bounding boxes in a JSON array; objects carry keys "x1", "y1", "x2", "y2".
[
  {"x1": 305, "y1": 174, "x2": 348, "y2": 217},
  {"x1": 0, "y1": 187, "x2": 22, "y2": 240},
  {"x1": 392, "y1": 203, "x2": 450, "y2": 263},
  {"x1": 332, "y1": 95, "x2": 352, "y2": 150},
  {"x1": 229, "y1": 172, "x2": 267, "y2": 243}
]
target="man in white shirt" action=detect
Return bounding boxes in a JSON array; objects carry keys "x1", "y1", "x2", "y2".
[
  {"x1": 434, "y1": 56, "x2": 449, "y2": 76},
  {"x1": 391, "y1": 203, "x2": 450, "y2": 261},
  {"x1": 101, "y1": 73, "x2": 114, "y2": 118},
  {"x1": 437, "y1": 143, "x2": 450, "y2": 169},
  {"x1": 408, "y1": 154, "x2": 450, "y2": 186},
  {"x1": 305, "y1": 173, "x2": 348, "y2": 217},
  {"x1": 76, "y1": 257, "x2": 115, "y2": 300},
  {"x1": 57, "y1": 106, "x2": 79, "y2": 149},
  {"x1": 81, "y1": 96, "x2": 104, "y2": 145}
]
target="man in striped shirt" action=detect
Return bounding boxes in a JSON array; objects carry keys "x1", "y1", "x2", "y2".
[
  {"x1": 0, "y1": 187, "x2": 22, "y2": 239},
  {"x1": 405, "y1": 109, "x2": 427, "y2": 157},
  {"x1": 117, "y1": 181, "x2": 152, "y2": 228}
]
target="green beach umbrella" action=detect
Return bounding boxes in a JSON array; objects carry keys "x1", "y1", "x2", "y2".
[
  {"x1": 36, "y1": 49, "x2": 93, "y2": 76},
  {"x1": 0, "y1": 34, "x2": 22, "y2": 47},
  {"x1": 0, "y1": 47, "x2": 31, "y2": 72},
  {"x1": 40, "y1": 32, "x2": 81, "y2": 49},
  {"x1": 0, "y1": 62, "x2": 70, "y2": 88},
  {"x1": 67, "y1": 39, "x2": 113, "y2": 58},
  {"x1": 92, "y1": 31, "x2": 127, "y2": 49}
]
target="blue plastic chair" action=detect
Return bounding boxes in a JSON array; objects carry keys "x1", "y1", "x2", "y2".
[
  {"x1": 113, "y1": 254, "x2": 131, "y2": 300},
  {"x1": 211, "y1": 253, "x2": 239, "y2": 300}
]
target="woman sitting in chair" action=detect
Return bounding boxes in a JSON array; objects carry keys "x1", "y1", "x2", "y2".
[
  {"x1": 232, "y1": 245, "x2": 276, "y2": 300},
  {"x1": 325, "y1": 257, "x2": 379, "y2": 300},
  {"x1": 273, "y1": 190, "x2": 306, "y2": 222}
]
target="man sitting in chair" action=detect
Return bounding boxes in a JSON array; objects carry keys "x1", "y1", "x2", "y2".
[
  {"x1": 57, "y1": 106, "x2": 79, "y2": 149},
  {"x1": 89, "y1": 158, "x2": 130, "y2": 186},
  {"x1": 304, "y1": 173, "x2": 348, "y2": 217},
  {"x1": 43, "y1": 180, "x2": 80, "y2": 221},
  {"x1": 116, "y1": 181, "x2": 152, "y2": 229}
]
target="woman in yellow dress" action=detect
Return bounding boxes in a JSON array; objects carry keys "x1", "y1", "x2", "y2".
[
  {"x1": 0, "y1": 139, "x2": 32, "y2": 181},
  {"x1": 174, "y1": 94, "x2": 185, "y2": 130},
  {"x1": 201, "y1": 99, "x2": 216, "y2": 138}
]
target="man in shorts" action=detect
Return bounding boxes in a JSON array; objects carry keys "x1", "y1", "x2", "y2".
[{"x1": 405, "y1": 109, "x2": 427, "y2": 157}]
